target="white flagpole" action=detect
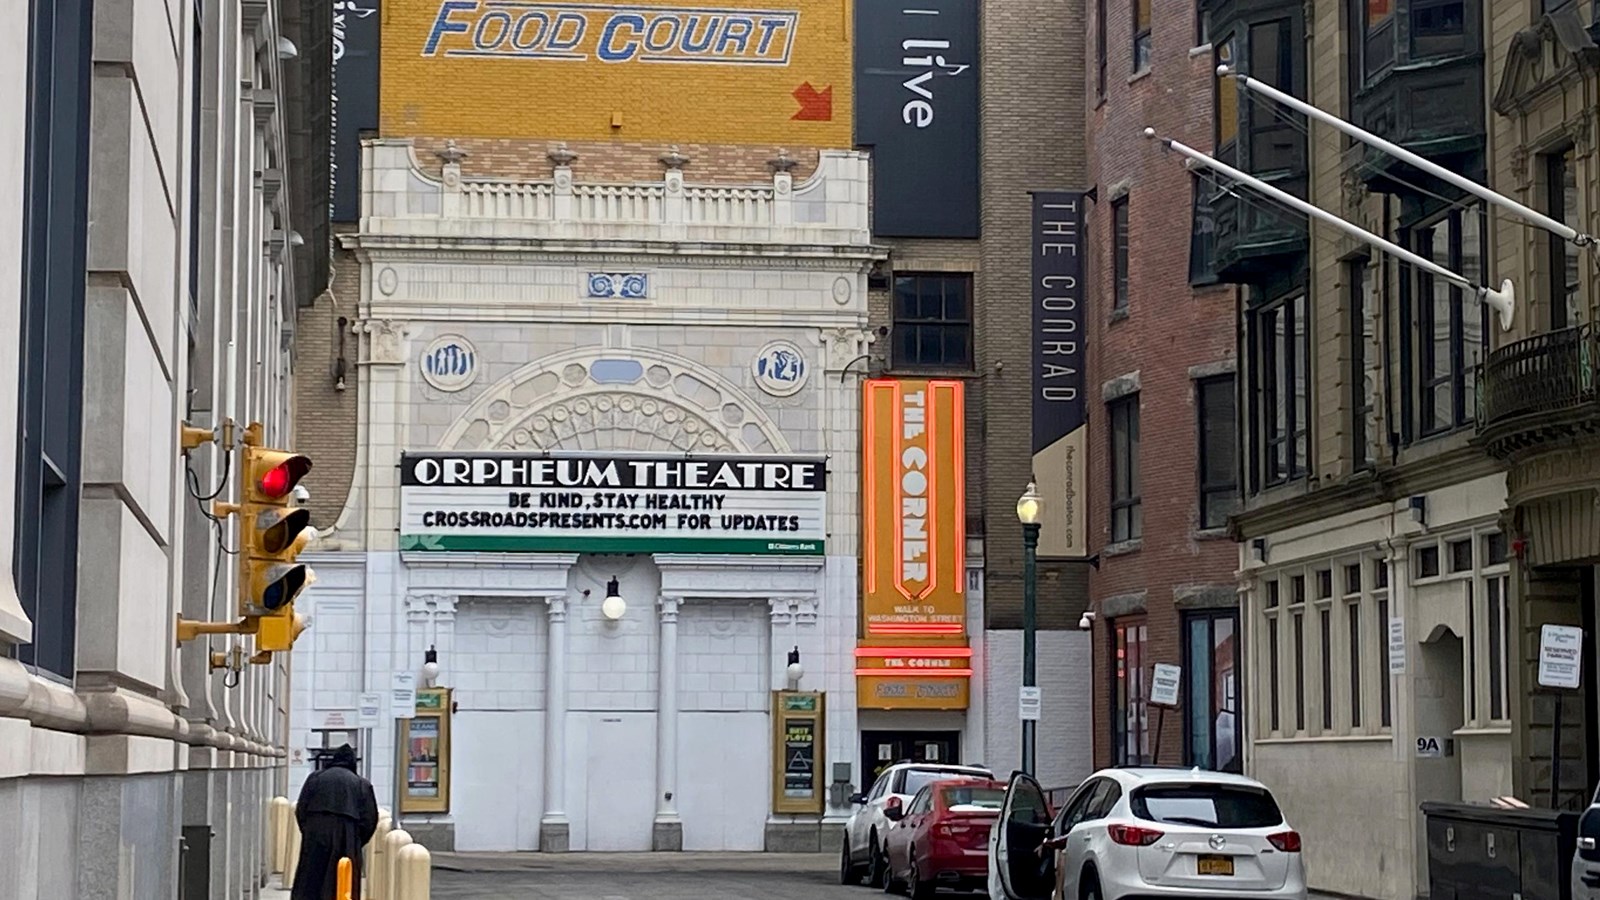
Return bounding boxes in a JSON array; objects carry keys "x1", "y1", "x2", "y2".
[
  {"x1": 1146, "y1": 129, "x2": 1516, "y2": 331},
  {"x1": 1216, "y1": 64, "x2": 1593, "y2": 247}
]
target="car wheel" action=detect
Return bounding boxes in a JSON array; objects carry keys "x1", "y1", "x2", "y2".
[
  {"x1": 881, "y1": 847, "x2": 900, "y2": 894},
  {"x1": 840, "y1": 837, "x2": 862, "y2": 886},
  {"x1": 868, "y1": 835, "x2": 887, "y2": 888},
  {"x1": 908, "y1": 857, "x2": 934, "y2": 900},
  {"x1": 1080, "y1": 870, "x2": 1101, "y2": 900}
]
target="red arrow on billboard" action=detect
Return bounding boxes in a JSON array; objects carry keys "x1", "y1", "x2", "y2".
[{"x1": 792, "y1": 83, "x2": 833, "y2": 121}]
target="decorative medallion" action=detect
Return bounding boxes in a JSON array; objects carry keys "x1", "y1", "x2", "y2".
[
  {"x1": 832, "y1": 276, "x2": 853, "y2": 305},
  {"x1": 378, "y1": 267, "x2": 399, "y2": 296},
  {"x1": 586, "y1": 272, "x2": 649, "y2": 299},
  {"x1": 420, "y1": 334, "x2": 478, "y2": 392},
  {"x1": 753, "y1": 340, "x2": 809, "y2": 397}
]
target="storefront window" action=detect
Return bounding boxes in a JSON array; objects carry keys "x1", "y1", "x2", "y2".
[
  {"x1": 1184, "y1": 610, "x2": 1241, "y2": 772},
  {"x1": 1112, "y1": 619, "x2": 1150, "y2": 765}
]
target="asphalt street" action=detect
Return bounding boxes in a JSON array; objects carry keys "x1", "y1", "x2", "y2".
[{"x1": 427, "y1": 851, "x2": 960, "y2": 900}]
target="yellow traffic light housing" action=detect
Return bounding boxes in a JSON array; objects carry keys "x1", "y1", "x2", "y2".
[
  {"x1": 238, "y1": 442, "x2": 315, "y2": 618},
  {"x1": 256, "y1": 610, "x2": 310, "y2": 653}
]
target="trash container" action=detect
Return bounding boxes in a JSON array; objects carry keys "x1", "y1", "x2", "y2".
[{"x1": 1421, "y1": 800, "x2": 1579, "y2": 900}]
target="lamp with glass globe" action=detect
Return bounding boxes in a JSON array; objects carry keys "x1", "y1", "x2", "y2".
[
  {"x1": 786, "y1": 646, "x2": 804, "y2": 689},
  {"x1": 1016, "y1": 481, "x2": 1043, "y2": 777},
  {"x1": 421, "y1": 646, "x2": 440, "y2": 688},
  {"x1": 600, "y1": 577, "x2": 626, "y2": 621}
]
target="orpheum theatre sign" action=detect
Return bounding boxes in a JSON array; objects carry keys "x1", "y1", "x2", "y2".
[
  {"x1": 399, "y1": 452, "x2": 826, "y2": 555},
  {"x1": 857, "y1": 379, "x2": 970, "y2": 710}
]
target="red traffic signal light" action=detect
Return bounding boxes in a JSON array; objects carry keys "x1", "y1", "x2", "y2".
[{"x1": 257, "y1": 456, "x2": 312, "y2": 499}]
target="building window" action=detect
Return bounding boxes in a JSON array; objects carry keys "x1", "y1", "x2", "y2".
[
  {"x1": 1408, "y1": 206, "x2": 1486, "y2": 437},
  {"x1": 1414, "y1": 543, "x2": 1440, "y2": 579},
  {"x1": 1292, "y1": 609, "x2": 1306, "y2": 731},
  {"x1": 1109, "y1": 394, "x2": 1142, "y2": 543},
  {"x1": 1266, "y1": 612, "x2": 1281, "y2": 732},
  {"x1": 1377, "y1": 593, "x2": 1392, "y2": 728},
  {"x1": 1345, "y1": 576, "x2": 1363, "y2": 729},
  {"x1": 1409, "y1": 0, "x2": 1464, "y2": 60},
  {"x1": 1096, "y1": 0, "x2": 1107, "y2": 98},
  {"x1": 1363, "y1": 0, "x2": 1397, "y2": 79},
  {"x1": 1349, "y1": 259, "x2": 1376, "y2": 468},
  {"x1": 1189, "y1": 174, "x2": 1218, "y2": 286},
  {"x1": 1197, "y1": 375, "x2": 1238, "y2": 529},
  {"x1": 1132, "y1": 0, "x2": 1152, "y2": 72},
  {"x1": 892, "y1": 273, "x2": 973, "y2": 370},
  {"x1": 1112, "y1": 196, "x2": 1130, "y2": 312},
  {"x1": 1547, "y1": 147, "x2": 1580, "y2": 330},
  {"x1": 1246, "y1": 19, "x2": 1297, "y2": 173},
  {"x1": 1183, "y1": 610, "x2": 1241, "y2": 773},
  {"x1": 1448, "y1": 538, "x2": 1472, "y2": 573},
  {"x1": 1215, "y1": 36, "x2": 1239, "y2": 164},
  {"x1": 1113, "y1": 619, "x2": 1150, "y2": 765},
  {"x1": 1196, "y1": 4, "x2": 1211, "y2": 45},
  {"x1": 1486, "y1": 573, "x2": 1509, "y2": 721},
  {"x1": 1320, "y1": 606, "x2": 1333, "y2": 730},
  {"x1": 1249, "y1": 291, "x2": 1309, "y2": 487},
  {"x1": 13, "y1": 0, "x2": 94, "y2": 678}
]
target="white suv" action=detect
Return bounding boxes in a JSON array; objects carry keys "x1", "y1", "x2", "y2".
[
  {"x1": 841, "y1": 761, "x2": 994, "y2": 888},
  {"x1": 989, "y1": 767, "x2": 1308, "y2": 900}
]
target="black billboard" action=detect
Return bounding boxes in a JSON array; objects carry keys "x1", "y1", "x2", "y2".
[
  {"x1": 854, "y1": 0, "x2": 979, "y2": 238},
  {"x1": 1032, "y1": 191, "x2": 1088, "y2": 558},
  {"x1": 1032, "y1": 191, "x2": 1086, "y2": 452},
  {"x1": 331, "y1": 0, "x2": 381, "y2": 223}
]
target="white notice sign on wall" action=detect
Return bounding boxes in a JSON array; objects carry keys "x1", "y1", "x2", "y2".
[
  {"x1": 358, "y1": 692, "x2": 384, "y2": 727},
  {"x1": 1018, "y1": 686, "x2": 1042, "y2": 721},
  {"x1": 1150, "y1": 663, "x2": 1182, "y2": 707},
  {"x1": 391, "y1": 672, "x2": 417, "y2": 720},
  {"x1": 1539, "y1": 624, "x2": 1583, "y2": 689},
  {"x1": 1388, "y1": 617, "x2": 1406, "y2": 675}
]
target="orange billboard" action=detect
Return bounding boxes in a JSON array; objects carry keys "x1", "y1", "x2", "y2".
[{"x1": 860, "y1": 379, "x2": 966, "y2": 643}]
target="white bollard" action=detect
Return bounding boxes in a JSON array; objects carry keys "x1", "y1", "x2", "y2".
[
  {"x1": 369, "y1": 815, "x2": 393, "y2": 900},
  {"x1": 396, "y1": 843, "x2": 432, "y2": 900},
  {"x1": 367, "y1": 813, "x2": 391, "y2": 895},
  {"x1": 269, "y1": 797, "x2": 292, "y2": 873},
  {"x1": 384, "y1": 830, "x2": 414, "y2": 900},
  {"x1": 283, "y1": 805, "x2": 303, "y2": 886}
]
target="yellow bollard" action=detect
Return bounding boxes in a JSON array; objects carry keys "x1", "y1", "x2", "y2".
[
  {"x1": 337, "y1": 857, "x2": 354, "y2": 900},
  {"x1": 370, "y1": 816, "x2": 393, "y2": 900},
  {"x1": 283, "y1": 807, "x2": 303, "y2": 886},
  {"x1": 269, "y1": 797, "x2": 291, "y2": 873},
  {"x1": 395, "y1": 843, "x2": 432, "y2": 900},
  {"x1": 384, "y1": 830, "x2": 414, "y2": 900}
]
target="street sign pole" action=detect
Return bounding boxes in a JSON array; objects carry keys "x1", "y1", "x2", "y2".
[{"x1": 391, "y1": 672, "x2": 417, "y2": 829}]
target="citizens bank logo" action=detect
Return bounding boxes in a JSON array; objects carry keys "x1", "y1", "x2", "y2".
[
  {"x1": 898, "y1": 8, "x2": 970, "y2": 128},
  {"x1": 422, "y1": 1, "x2": 800, "y2": 66},
  {"x1": 420, "y1": 335, "x2": 479, "y2": 392},
  {"x1": 753, "y1": 341, "x2": 808, "y2": 397}
]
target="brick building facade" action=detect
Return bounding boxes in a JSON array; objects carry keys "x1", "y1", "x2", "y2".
[{"x1": 1083, "y1": 0, "x2": 1242, "y2": 772}]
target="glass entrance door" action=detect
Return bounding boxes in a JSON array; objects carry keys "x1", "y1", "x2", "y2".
[{"x1": 860, "y1": 730, "x2": 963, "y2": 784}]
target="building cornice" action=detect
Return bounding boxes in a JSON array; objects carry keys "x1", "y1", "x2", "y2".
[
  {"x1": 1234, "y1": 445, "x2": 1502, "y2": 538},
  {"x1": 345, "y1": 234, "x2": 883, "y2": 266}
]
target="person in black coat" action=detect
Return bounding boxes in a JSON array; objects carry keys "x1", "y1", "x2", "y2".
[{"x1": 293, "y1": 745, "x2": 380, "y2": 900}]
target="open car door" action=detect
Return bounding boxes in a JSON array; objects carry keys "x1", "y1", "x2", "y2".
[{"x1": 987, "y1": 772, "x2": 1055, "y2": 900}]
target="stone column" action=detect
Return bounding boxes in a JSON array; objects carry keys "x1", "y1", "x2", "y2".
[
  {"x1": 540, "y1": 595, "x2": 570, "y2": 851},
  {"x1": 653, "y1": 595, "x2": 683, "y2": 850}
]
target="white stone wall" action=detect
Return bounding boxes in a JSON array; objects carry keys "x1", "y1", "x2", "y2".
[
  {"x1": 983, "y1": 630, "x2": 1096, "y2": 789},
  {"x1": 1242, "y1": 473, "x2": 1512, "y2": 899},
  {"x1": 293, "y1": 143, "x2": 877, "y2": 851},
  {"x1": 0, "y1": 0, "x2": 28, "y2": 649}
]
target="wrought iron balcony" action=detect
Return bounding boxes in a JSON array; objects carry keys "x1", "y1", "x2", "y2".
[
  {"x1": 1349, "y1": 54, "x2": 1486, "y2": 194},
  {"x1": 1477, "y1": 325, "x2": 1600, "y2": 459}
]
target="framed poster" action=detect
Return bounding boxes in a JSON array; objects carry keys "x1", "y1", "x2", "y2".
[
  {"x1": 398, "y1": 687, "x2": 452, "y2": 814},
  {"x1": 772, "y1": 691, "x2": 826, "y2": 815}
]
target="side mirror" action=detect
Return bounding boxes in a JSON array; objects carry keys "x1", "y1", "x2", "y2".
[
  {"x1": 849, "y1": 793, "x2": 866, "y2": 805},
  {"x1": 884, "y1": 805, "x2": 905, "y2": 822}
]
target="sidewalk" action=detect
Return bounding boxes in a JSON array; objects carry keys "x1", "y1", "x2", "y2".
[{"x1": 261, "y1": 874, "x2": 290, "y2": 899}]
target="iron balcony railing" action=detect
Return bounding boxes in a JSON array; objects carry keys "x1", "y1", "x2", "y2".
[{"x1": 1478, "y1": 324, "x2": 1598, "y2": 431}]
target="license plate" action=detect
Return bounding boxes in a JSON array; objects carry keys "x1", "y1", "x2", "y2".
[{"x1": 1197, "y1": 855, "x2": 1234, "y2": 876}]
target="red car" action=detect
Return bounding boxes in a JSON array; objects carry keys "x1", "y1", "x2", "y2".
[{"x1": 882, "y1": 777, "x2": 1007, "y2": 897}]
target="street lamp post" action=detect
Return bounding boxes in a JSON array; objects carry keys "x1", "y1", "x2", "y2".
[{"x1": 1016, "y1": 482, "x2": 1044, "y2": 777}]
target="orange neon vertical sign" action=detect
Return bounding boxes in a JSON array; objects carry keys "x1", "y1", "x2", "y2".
[{"x1": 861, "y1": 379, "x2": 967, "y2": 643}]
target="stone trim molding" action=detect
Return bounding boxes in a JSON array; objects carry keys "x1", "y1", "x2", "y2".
[
  {"x1": 1187, "y1": 359, "x2": 1237, "y2": 380},
  {"x1": 1101, "y1": 590, "x2": 1149, "y2": 619},
  {"x1": 1102, "y1": 370, "x2": 1141, "y2": 402},
  {"x1": 1173, "y1": 583, "x2": 1239, "y2": 609}
]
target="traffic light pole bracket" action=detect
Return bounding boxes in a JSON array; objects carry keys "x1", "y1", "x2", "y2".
[{"x1": 174, "y1": 612, "x2": 258, "y2": 646}]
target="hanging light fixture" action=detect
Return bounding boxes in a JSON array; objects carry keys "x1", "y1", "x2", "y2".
[{"x1": 601, "y1": 577, "x2": 626, "y2": 621}]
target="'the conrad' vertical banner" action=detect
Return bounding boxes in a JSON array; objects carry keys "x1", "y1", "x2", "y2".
[
  {"x1": 861, "y1": 379, "x2": 966, "y2": 638},
  {"x1": 1032, "y1": 192, "x2": 1088, "y2": 558}
]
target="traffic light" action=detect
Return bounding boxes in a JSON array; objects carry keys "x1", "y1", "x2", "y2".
[{"x1": 238, "y1": 440, "x2": 315, "y2": 642}]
